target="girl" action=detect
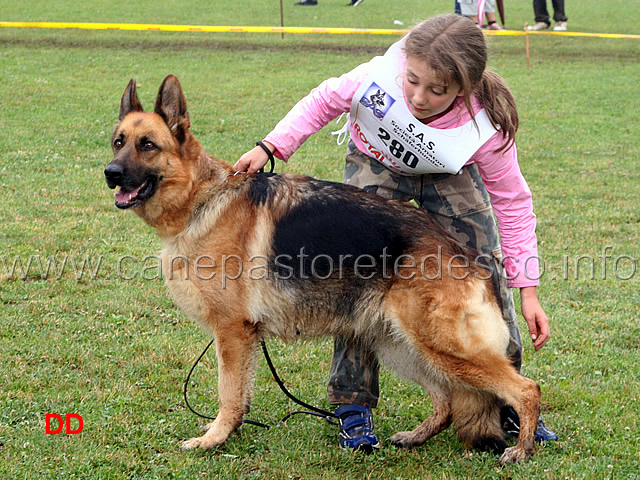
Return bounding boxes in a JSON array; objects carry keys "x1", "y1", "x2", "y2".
[{"x1": 235, "y1": 13, "x2": 555, "y2": 451}]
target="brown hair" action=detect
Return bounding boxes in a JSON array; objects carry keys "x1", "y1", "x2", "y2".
[{"x1": 403, "y1": 14, "x2": 518, "y2": 152}]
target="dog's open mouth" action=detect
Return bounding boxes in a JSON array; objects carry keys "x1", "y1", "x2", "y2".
[{"x1": 114, "y1": 178, "x2": 157, "y2": 209}]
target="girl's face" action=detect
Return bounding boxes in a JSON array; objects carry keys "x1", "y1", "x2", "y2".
[{"x1": 403, "y1": 56, "x2": 463, "y2": 121}]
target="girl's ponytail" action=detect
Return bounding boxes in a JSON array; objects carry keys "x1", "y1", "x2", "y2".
[{"x1": 477, "y1": 71, "x2": 519, "y2": 152}]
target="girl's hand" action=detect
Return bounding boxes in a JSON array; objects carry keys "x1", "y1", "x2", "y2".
[
  {"x1": 520, "y1": 286, "x2": 550, "y2": 351},
  {"x1": 233, "y1": 141, "x2": 275, "y2": 173}
]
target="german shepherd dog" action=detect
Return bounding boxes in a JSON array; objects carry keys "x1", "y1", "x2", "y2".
[{"x1": 104, "y1": 75, "x2": 540, "y2": 464}]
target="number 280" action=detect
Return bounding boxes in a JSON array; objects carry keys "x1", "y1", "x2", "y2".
[{"x1": 377, "y1": 128, "x2": 419, "y2": 169}]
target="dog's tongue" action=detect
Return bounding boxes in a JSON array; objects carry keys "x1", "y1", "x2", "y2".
[{"x1": 115, "y1": 183, "x2": 144, "y2": 205}]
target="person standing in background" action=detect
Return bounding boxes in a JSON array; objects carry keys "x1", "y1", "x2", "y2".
[
  {"x1": 527, "y1": 0, "x2": 568, "y2": 31},
  {"x1": 459, "y1": 0, "x2": 504, "y2": 30}
]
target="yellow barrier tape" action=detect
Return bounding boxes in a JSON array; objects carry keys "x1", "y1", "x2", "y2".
[
  {"x1": 485, "y1": 29, "x2": 640, "y2": 39},
  {"x1": 0, "y1": 21, "x2": 407, "y2": 35},
  {"x1": 0, "y1": 21, "x2": 639, "y2": 39}
]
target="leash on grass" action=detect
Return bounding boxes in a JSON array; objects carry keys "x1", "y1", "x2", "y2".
[
  {"x1": 183, "y1": 339, "x2": 338, "y2": 429},
  {"x1": 184, "y1": 154, "x2": 338, "y2": 428},
  {"x1": 260, "y1": 341, "x2": 338, "y2": 427},
  {"x1": 182, "y1": 337, "x2": 269, "y2": 429}
]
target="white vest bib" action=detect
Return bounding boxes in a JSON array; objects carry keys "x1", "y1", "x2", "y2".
[{"x1": 350, "y1": 40, "x2": 498, "y2": 175}]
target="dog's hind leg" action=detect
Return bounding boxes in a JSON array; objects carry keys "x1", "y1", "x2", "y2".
[
  {"x1": 494, "y1": 373, "x2": 540, "y2": 464},
  {"x1": 438, "y1": 353, "x2": 540, "y2": 463},
  {"x1": 389, "y1": 381, "x2": 452, "y2": 448},
  {"x1": 182, "y1": 318, "x2": 259, "y2": 451}
]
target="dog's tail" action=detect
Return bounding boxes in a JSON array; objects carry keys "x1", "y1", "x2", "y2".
[{"x1": 451, "y1": 388, "x2": 508, "y2": 454}]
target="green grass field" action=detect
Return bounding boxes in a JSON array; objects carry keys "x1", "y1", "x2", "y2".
[{"x1": 1, "y1": 1, "x2": 639, "y2": 478}]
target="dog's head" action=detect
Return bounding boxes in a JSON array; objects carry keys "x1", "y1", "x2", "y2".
[{"x1": 104, "y1": 75, "x2": 192, "y2": 210}]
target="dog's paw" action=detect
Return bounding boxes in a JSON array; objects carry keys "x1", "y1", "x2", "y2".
[
  {"x1": 498, "y1": 446, "x2": 531, "y2": 464},
  {"x1": 389, "y1": 431, "x2": 419, "y2": 449},
  {"x1": 181, "y1": 433, "x2": 226, "y2": 451},
  {"x1": 181, "y1": 437, "x2": 204, "y2": 451}
]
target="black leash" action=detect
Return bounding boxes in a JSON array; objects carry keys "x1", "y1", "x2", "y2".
[
  {"x1": 260, "y1": 341, "x2": 338, "y2": 427},
  {"x1": 183, "y1": 339, "x2": 338, "y2": 429},
  {"x1": 255, "y1": 140, "x2": 275, "y2": 174},
  {"x1": 183, "y1": 338, "x2": 270, "y2": 429}
]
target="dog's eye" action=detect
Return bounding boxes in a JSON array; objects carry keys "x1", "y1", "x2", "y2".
[
  {"x1": 142, "y1": 141, "x2": 156, "y2": 151},
  {"x1": 113, "y1": 139, "x2": 123, "y2": 150}
]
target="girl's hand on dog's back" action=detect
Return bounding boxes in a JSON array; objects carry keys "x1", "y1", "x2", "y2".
[{"x1": 234, "y1": 142, "x2": 274, "y2": 173}]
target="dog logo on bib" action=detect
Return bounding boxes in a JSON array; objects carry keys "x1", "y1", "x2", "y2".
[{"x1": 359, "y1": 82, "x2": 395, "y2": 120}]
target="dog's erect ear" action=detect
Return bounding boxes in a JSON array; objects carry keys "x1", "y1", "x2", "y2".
[
  {"x1": 119, "y1": 79, "x2": 144, "y2": 121},
  {"x1": 154, "y1": 75, "x2": 191, "y2": 143}
]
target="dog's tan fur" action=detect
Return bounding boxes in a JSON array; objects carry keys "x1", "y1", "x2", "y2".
[{"x1": 105, "y1": 75, "x2": 540, "y2": 464}]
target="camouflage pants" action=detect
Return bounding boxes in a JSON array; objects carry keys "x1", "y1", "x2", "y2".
[{"x1": 327, "y1": 141, "x2": 522, "y2": 407}]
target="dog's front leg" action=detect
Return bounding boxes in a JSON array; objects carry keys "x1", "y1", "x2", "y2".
[{"x1": 182, "y1": 318, "x2": 259, "y2": 451}]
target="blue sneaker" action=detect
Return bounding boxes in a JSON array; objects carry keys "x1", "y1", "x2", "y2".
[
  {"x1": 335, "y1": 404, "x2": 380, "y2": 453},
  {"x1": 501, "y1": 406, "x2": 559, "y2": 442}
]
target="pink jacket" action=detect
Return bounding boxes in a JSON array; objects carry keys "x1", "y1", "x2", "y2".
[{"x1": 264, "y1": 57, "x2": 540, "y2": 288}]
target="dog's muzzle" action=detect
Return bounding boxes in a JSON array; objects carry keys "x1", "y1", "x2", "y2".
[{"x1": 105, "y1": 162, "x2": 157, "y2": 209}]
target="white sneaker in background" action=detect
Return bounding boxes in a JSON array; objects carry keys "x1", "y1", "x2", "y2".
[
  {"x1": 527, "y1": 21, "x2": 550, "y2": 31},
  {"x1": 553, "y1": 21, "x2": 568, "y2": 31}
]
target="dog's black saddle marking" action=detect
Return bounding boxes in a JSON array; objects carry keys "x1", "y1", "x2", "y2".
[{"x1": 271, "y1": 179, "x2": 415, "y2": 281}]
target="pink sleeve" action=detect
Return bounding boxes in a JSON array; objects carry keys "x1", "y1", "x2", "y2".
[
  {"x1": 264, "y1": 62, "x2": 372, "y2": 161},
  {"x1": 471, "y1": 137, "x2": 541, "y2": 288}
]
